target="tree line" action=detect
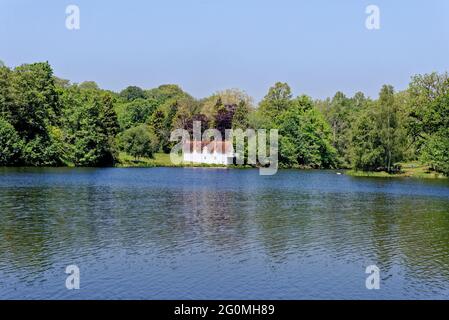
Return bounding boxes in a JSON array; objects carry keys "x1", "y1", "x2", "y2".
[{"x1": 0, "y1": 60, "x2": 448, "y2": 175}]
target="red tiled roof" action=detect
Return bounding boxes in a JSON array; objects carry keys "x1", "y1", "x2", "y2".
[{"x1": 183, "y1": 141, "x2": 233, "y2": 154}]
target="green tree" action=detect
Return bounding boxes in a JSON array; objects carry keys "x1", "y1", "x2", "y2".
[
  {"x1": 232, "y1": 101, "x2": 251, "y2": 129},
  {"x1": 101, "y1": 94, "x2": 120, "y2": 137},
  {"x1": 351, "y1": 86, "x2": 407, "y2": 172},
  {"x1": 378, "y1": 85, "x2": 406, "y2": 172},
  {"x1": 160, "y1": 101, "x2": 180, "y2": 152},
  {"x1": 350, "y1": 103, "x2": 384, "y2": 171},
  {"x1": 78, "y1": 81, "x2": 100, "y2": 91},
  {"x1": 421, "y1": 130, "x2": 449, "y2": 175},
  {"x1": 278, "y1": 96, "x2": 336, "y2": 168},
  {"x1": 201, "y1": 89, "x2": 252, "y2": 122},
  {"x1": 146, "y1": 84, "x2": 189, "y2": 105},
  {"x1": 60, "y1": 87, "x2": 118, "y2": 166},
  {"x1": 8, "y1": 62, "x2": 62, "y2": 165},
  {"x1": 259, "y1": 82, "x2": 293, "y2": 122},
  {"x1": 172, "y1": 96, "x2": 203, "y2": 132},
  {"x1": 72, "y1": 99, "x2": 112, "y2": 166},
  {"x1": 326, "y1": 92, "x2": 352, "y2": 166},
  {"x1": 0, "y1": 118, "x2": 23, "y2": 165},
  {"x1": 407, "y1": 72, "x2": 449, "y2": 174},
  {"x1": 319, "y1": 92, "x2": 367, "y2": 168},
  {"x1": 116, "y1": 98, "x2": 158, "y2": 130},
  {"x1": 148, "y1": 107, "x2": 165, "y2": 150},
  {"x1": 417, "y1": 93, "x2": 449, "y2": 174},
  {"x1": 118, "y1": 125, "x2": 159, "y2": 160},
  {"x1": 0, "y1": 65, "x2": 12, "y2": 121},
  {"x1": 120, "y1": 86, "x2": 146, "y2": 101}
]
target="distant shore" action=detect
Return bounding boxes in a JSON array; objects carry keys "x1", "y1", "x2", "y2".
[
  {"x1": 346, "y1": 162, "x2": 447, "y2": 179},
  {"x1": 116, "y1": 153, "x2": 447, "y2": 179},
  {"x1": 2, "y1": 155, "x2": 447, "y2": 180}
]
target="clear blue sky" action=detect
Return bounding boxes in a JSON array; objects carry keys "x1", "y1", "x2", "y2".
[{"x1": 1, "y1": 0, "x2": 448, "y2": 101}]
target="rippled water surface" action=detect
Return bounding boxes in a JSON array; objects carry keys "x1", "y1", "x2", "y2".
[{"x1": 1, "y1": 167, "x2": 449, "y2": 299}]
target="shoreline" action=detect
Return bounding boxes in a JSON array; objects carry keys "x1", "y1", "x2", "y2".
[
  {"x1": 1, "y1": 154, "x2": 447, "y2": 179},
  {"x1": 346, "y1": 162, "x2": 447, "y2": 179},
  {"x1": 2, "y1": 164, "x2": 447, "y2": 180}
]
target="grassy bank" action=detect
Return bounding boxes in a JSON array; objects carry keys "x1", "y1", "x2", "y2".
[
  {"x1": 118, "y1": 154, "x2": 447, "y2": 179},
  {"x1": 117, "y1": 152, "x2": 227, "y2": 168},
  {"x1": 347, "y1": 162, "x2": 447, "y2": 179}
]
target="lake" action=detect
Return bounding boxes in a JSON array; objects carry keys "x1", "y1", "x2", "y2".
[{"x1": 1, "y1": 167, "x2": 449, "y2": 299}]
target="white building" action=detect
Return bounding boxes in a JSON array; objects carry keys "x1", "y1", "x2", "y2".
[{"x1": 183, "y1": 141, "x2": 234, "y2": 165}]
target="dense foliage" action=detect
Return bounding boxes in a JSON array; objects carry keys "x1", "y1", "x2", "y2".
[
  {"x1": 1, "y1": 61, "x2": 448, "y2": 175},
  {"x1": 118, "y1": 124, "x2": 159, "y2": 160}
]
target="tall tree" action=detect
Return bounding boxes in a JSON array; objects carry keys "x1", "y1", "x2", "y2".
[
  {"x1": 60, "y1": 87, "x2": 118, "y2": 166},
  {"x1": 120, "y1": 86, "x2": 146, "y2": 101},
  {"x1": 232, "y1": 101, "x2": 251, "y2": 130},
  {"x1": 410, "y1": 82, "x2": 449, "y2": 174},
  {"x1": 0, "y1": 118, "x2": 23, "y2": 165},
  {"x1": 378, "y1": 85, "x2": 405, "y2": 172},
  {"x1": 351, "y1": 85, "x2": 407, "y2": 172},
  {"x1": 0, "y1": 65, "x2": 12, "y2": 121},
  {"x1": 101, "y1": 94, "x2": 120, "y2": 137},
  {"x1": 259, "y1": 82, "x2": 293, "y2": 122},
  {"x1": 278, "y1": 96, "x2": 336, "y2": 168},
  {"x1": 407, "y1": 72, "x2": 449, "y2": 162},
  {"x1": 8, "y1": 62, "x2": 62, "y2": 165}
]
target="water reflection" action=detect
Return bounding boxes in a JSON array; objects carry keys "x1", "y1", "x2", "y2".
[{"x1": 1, "y1": 168, "x2": 449, "y2": 299}]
